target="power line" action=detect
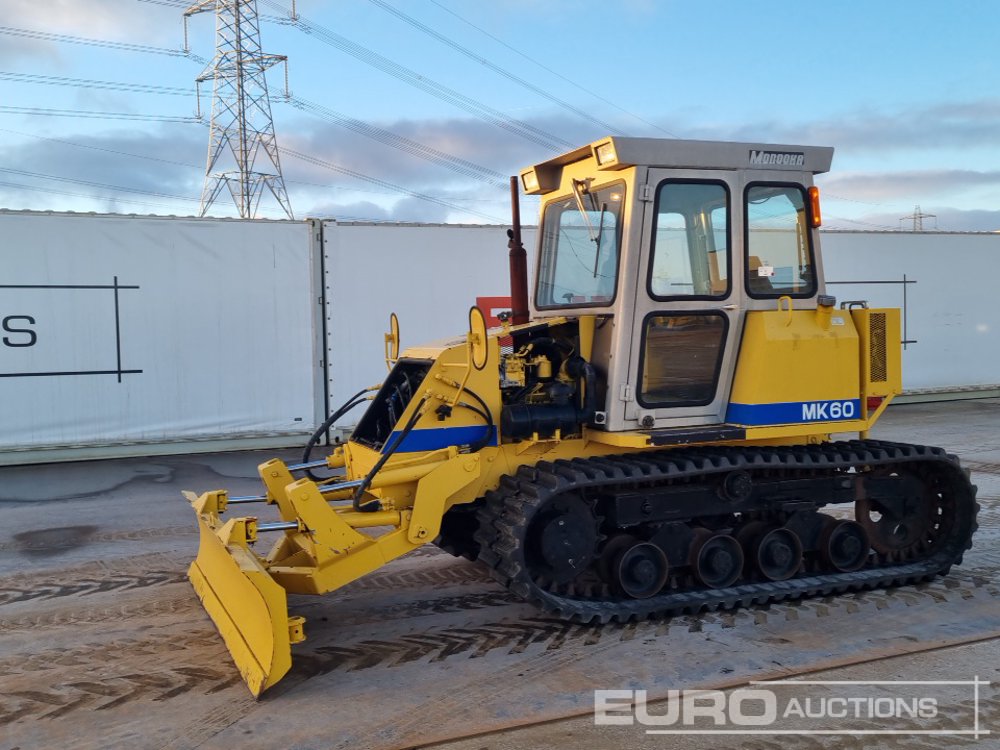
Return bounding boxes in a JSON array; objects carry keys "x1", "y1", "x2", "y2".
[
  {"x1": 0, "y1": 124, "x2": 499, "y2": 202},
  {"x1": 0, "y1": 127, "x2": 201, "y2": 169},
  {"x1": 0, "y1": 105, "x2": 200, "y2": 123},
  {"x1": 0, "y1": 165, "x2": 201, "y2": 202},
  {"x1": 823, "y1": 214, "x2": 899, "y2": 231},
  {"x1": 0, "y1": 178, "x2": 222, "y2": 213},
  {"x1": 0, "y1": 24, "x2": 206, "y2": 63},
  {"x1": 286, "y1": 95, "x2": 506, "y2": 187},
  {"x1": 0, "y1": 70, "x2": 193, "y2": 96},
  {"x1": 280, "y1": 147, "x2": 505, "y2": 222},
  {"x1": 256, "y1": 0, "x2": 571, "y2": 151},
  {"x1": 426, "y1": 0, "x2": 681, "y2": 138},
  {"x1": 367, "y1": 0, "x2": 625, "y2": 136}
]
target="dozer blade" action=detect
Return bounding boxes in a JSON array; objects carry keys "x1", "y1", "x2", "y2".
[{"x1": 187, "y1": 497, "x2": 304, "y2": 698}]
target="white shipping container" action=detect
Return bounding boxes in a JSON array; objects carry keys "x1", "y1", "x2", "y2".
[
  {"x1": 821, "y1": 231, "x2": 999, "y2": 391},
  {"x1": 322, "y1": 222, "x2": 535, "y2": 414},
  {"x1": 0, "y1": 211, "x2": 322, "y2": 462}
]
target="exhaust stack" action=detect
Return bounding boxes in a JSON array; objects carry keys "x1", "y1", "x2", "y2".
[{"x1": 507, "y1": 175, "x2": 529, "y2": 325}]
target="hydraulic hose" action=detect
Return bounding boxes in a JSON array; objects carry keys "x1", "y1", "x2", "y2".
[
  {"x1": 302, "y1": 387, "x2": 376, "y2": 481},
  {"x1": 353, "y1": 397, "x2": 428, "y2": 512},
  {"x1": 456, "y1": 387, "x2": 494, "y2": 452}
]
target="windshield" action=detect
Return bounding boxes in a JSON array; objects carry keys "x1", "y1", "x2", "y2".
[{"x1": 535, "y1": 182, "x2": 624, "y2": 308}]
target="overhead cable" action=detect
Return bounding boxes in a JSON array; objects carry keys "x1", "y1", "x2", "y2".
[
  {"x1": 0, "y1": 105, "x2": 199, "y2": 123},
  {"x1": 256, "y1": 0, "x2": 571, "y2": 151},
  {"x1": 0, "y1": 70, "x2": 193, "y2": 96},
  {"x1": 0, "y1": 165, "x2": 201, "y2": 202},
  {"x1": 286, "y1": 95, "x2": 506, "y2": 188},
  {"x1": 367, "y1": 0, "x2": 625, "y2": 136},
  {"x1": 0, "y1": 24, "x2": 206, "y2": 64},
  {"x1": 279, "y1": 147, "x2": 506, "y2": 223},
  {"x1": 427, "y1": 0, "x2": 681, "y2": 138}
]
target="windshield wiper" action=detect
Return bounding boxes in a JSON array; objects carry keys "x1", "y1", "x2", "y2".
[
  {"x1": 571, "y1": 178, "x2": 606, "y2": 278},
  {"x1": 592, "y1": 202, "x2": 607, "y2": 278}
]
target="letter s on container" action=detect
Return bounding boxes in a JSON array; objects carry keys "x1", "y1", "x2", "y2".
[{"x1": 2, "y1": 315, "x2": 37, "y2": 347}]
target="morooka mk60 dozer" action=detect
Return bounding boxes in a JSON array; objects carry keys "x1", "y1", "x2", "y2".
[{"x1": 187, "y1": 137, "x2": 979, "y2": 696}]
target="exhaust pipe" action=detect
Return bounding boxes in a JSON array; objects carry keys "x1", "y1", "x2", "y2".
[{"x1": 508, "y1": 175, "x2": 529, "y2": 325}]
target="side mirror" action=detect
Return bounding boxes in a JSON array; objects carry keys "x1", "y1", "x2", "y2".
[{"x1": 468, "y1": 306, "x2": 488, "y2": 371}]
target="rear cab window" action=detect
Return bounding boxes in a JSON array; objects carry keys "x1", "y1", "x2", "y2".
[{"x1": 744, "y1": 183, "x2": 817, "y2": 298}]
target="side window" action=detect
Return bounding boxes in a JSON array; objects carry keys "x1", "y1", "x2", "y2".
[
  {"x1": 638, "y1": 313, "x2": 727, "y2": 407},
  {"x1": 649, "y1": 181, "x2": 730, "y2": 299},
  {"x1": 745, "y1": 184, "x2": 816, "y2": 298}
]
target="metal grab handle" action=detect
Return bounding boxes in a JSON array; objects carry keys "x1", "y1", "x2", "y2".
[
  {"x1": 840, "y1": 300, "x2": 869, "y2": 311},
  {"x1": 777, "y1": 295, "x2": 794, "y2": 326}
]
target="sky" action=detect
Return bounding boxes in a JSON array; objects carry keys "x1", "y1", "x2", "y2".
[{"x1": 0, "y1": 0, "x2": 997, "y2": 230}]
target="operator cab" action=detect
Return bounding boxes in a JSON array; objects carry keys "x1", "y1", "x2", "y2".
[{"x1": 521, "y1": 137, "x2": 834, "y2": 434}]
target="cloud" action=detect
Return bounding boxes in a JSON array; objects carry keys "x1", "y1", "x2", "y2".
[
  {"x1": 820, "y1": 169, "x2": 1000, "y2": 202},
  {"x1": 305, "y1": 197, "x2": 451, "y2": 223},
  {"x1": 0, "y1": 97, "x2": 995, "y2": 229},
  {"x1": 3, "y1": 0, "x2": 181, "y2": 40},
  {"x1": 683, "y1": 99, "x2": 1000, "y2": 155},
  {"x1": 280, "y1": 109, "x2": 594, "y2": 191},
  {"x1": 0, "y1": 0, "x2": 185, "y2": 63},
  {"x1": 0, "y1": 35, "x2": 57, "y2": 65},
  {"x1": 0, "y1": 126, "x2": 205, "y2": 213}
]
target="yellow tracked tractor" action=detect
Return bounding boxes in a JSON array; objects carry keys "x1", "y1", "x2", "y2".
[{"x1": 187, "y1": 137, "x2": 979, "y2": 696}]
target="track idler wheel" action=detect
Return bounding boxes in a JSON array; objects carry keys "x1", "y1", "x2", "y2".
[
  {"x1": 612, "y1": 541, "x2": 669, "y2": 599},
  {"x1": 820, "y1": 519, "x2": 871, "y2": 572},
  {"x1": 752, "y1": 527, "x2": 803, "y2": 581},
  {"x1": 855, "y1": 488, "x2": 933, "y2": 556},
  {"x1": 526, "y1": 494, "x2": 598, "y2": 585},
  {"x1": 690, "y1": 528, "x2": 743, "y2": 589}
]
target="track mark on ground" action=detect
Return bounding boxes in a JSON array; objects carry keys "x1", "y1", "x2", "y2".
[
  {"x1": 0, "y1": 632, "x2": 218, "y2": 678},
  {"x1": 0, "y1": 570, "x2": 187, "y2": 606},
  {"x1": 0, "y1": 664, "x2": 241, "y2": 723},
  {"x1": 291, "y1": 572, "x2": 1000, "y2": 678},
  {"x1": 332, "y1": 561, "x2": 489, "y2": 596},
  {"x1": 966, "y1": 460, "x2": 1000, "y2": 476},
  {"x1": 0, "y1": 593, "x2": 200, "y2": 633}
]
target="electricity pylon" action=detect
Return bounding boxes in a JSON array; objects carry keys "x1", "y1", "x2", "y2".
[
  {"x1": 899, "y1": 205, "x2": 936, "y2": 231},
  {"x1": 184, "y1": 0, "x2": 293, "y2": 219}
]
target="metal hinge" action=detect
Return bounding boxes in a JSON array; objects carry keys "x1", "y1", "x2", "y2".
[
  {"x1": 619, "y1": 384, "x2": 634, "y2": 402},
  {"x1": 639, "y1": 184, "x2": 653, "y2": 202}
]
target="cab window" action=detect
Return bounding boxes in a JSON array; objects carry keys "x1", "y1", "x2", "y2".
[
  {"x1": 745, "y1": 184, "x2": 816, "y2": 298},
  {"x1": 536, "y1": 183, "x2": 624, "y2": 308},
  {"x1": 648, "y1": 181, "x2": 730, "y2": 299},
  {"x1": 638, "y1": 313, "x2": 728, "y2": 407}
]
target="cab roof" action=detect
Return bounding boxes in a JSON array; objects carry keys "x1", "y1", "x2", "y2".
[{"x1": 521, "y1": 136, "x2": 834, "y2": 195}]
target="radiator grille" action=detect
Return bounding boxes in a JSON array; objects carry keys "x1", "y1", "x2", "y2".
[{"x1": 870, "y1": 313, "x2": 887, "y2": 383}]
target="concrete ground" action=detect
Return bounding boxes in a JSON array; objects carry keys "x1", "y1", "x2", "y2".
[{"x1": 0, "y1": 399, "x2": 997, "y2": 750}]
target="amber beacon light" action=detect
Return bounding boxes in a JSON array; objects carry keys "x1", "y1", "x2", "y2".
[{"x1": 809, "y1": 186, "x2": 822, "y2": 227}]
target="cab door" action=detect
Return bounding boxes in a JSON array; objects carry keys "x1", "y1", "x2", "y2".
[{"x1": 621, "y1": 170, "x2": 743, "y2": 428}]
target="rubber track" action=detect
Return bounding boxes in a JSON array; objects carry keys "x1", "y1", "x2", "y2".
[{"x1": 475, "y1": 440, "x2": 980, "y2": 624}]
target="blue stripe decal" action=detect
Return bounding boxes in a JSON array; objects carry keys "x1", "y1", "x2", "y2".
[
  {"x1": 726, "y1": 399, "x2": 861, "y2": 426},
  {"x1": 382, "y1": 425, "x2": 497, "y2": 454}
]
